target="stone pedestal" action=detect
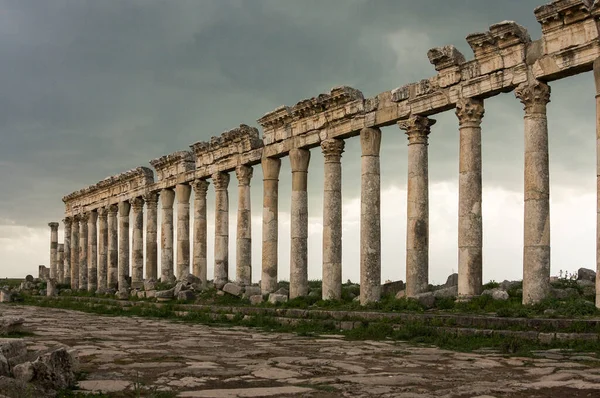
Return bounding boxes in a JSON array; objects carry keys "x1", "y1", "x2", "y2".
[
  {"x1": 79, "y1": 213, "x2": 89, "y2": 291},
  {"x1": 193, "y1": 180, "x2": 209, "y2": 286},
  {"x1": 118, "y1": 201, "x2": 131, "y2": 290},
  {"x1": 455, "y1": 98, "x2": 484, "y2": 298},
  {"x1": 97, "y1": 208, "x2": 108, "y2": 291},
  {"x1": 161, "y1": 188, "x2": 175, "y2": 282},
  {"x1": 399, "y1": 116, "x2": 435, "y2": 298},
  {"x1": 70, "y1": 215, "x2": 80, "y2": 290},
  {"x1": 595, "y1": 58, "x2": 600, "y2": 309},
  {"x1": 48, "y1": 222, "x2": 59, "y2": 280},
  {"x1": 360, "y1": 128, "x2": 382, "y2": 304},
  {"x1": 261, "y1": 157, "x2": 281, "y2": 294},
  {"x1": 63, "y1": 218, "x2": 72, "y2": 286},
  {"x1": 57, "y1": 244, "x2": 64, "y2": 283},
  {"x1": 321, "y1": 139, "x2": 345, "y2": 300},
  {"x1": 289, "y1": 148, "x2": 310, "y2": 299},
  {"x1": 87, "y1": 211, "x2": 98, "y2": 292},
  {"x1": 236, "y1": 165, "x2": 253, "y2": 285},
  {"x1": 213, "y1": 172, "x2": 230, "y2": 289},
  {"x1": 144, "y1": 192, "x2": 159, "y2": 280},
  {"x1": 107, "y1": 205, "x2": 119, "y2": 289},
  {"x1": 131, "y1": 197, "x2": 144, "y2": 288},
  {"x1": 176, "y1": 184, "x2": 191, "y2": 280},
  {"x1": 515, "y1": 81, "x2": 551, "y2": 305}
]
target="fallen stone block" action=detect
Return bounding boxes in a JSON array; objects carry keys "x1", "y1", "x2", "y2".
[
  {"x1": 223, "y1": 283, "x2": 243, "y2": 297},
  {"x1": 274, "y1": 287, "x2": 289, "y2": 296},
  {"x1": 445, "y1": 273, "x2": 458, "y2": 287},
  {"x1": 413, "y1": 292, "x2": 435, "y2": 308},
  {"x1": 249, "y1": 295, "x2": 264, "y2": 305},
  {"x1": 481, "y1": 288, "x2": 509, "y2": 301},
  {"x1": 395, "y1": 290, "x2": 405, "y2": 299},
  {"x1": 143, "y1": 278, "x2": 157, "y2": 291},
  {"x1": 243, "y1": 286, "x2": 262, "y2": 299},
  {"x1": 145, "y1": 290, "x2": 156, "y2": 298},
  {"x1": 0, "y1": 354, "x2": 9, "y2": 377},
  {"x1": 155, "y1": 288, "x2": 175, "y2": 301},
  {"x1": 182, "y1": 274, "x2": 201, "y2": 286},
  {"x1": 577, "y1": 267, "x2": 596, "y2": 282},
  {"x1": 173, "y1": 281, "x2": 186, "y2": 297},
  {"x1": 0, "y1": 339, "x2": 27, "y2": 362},
  {"x1": 136, "y1": 291, "x2": 146, "y2": 299},
  {"x1": 433, "y1": 285, "x2": 458, "y2": 298},
  {"x1": 0, "y1": 317, "x2": 25, "y2": 335},
  {"x1": 381, "y1": 280, "x2": 405, "y2": 297},
  {"x1": 177, "y1": 290, "x2": 196, "y2": 301},
  {"x1": 115, "y1": 290, "x2": 129, "y2": 300},
  {"x1": 268, "y1": 294, "x2": 288, "y2": 304},
  {"x1": 13, "y1": 347, "x2": 76, "y2": 392}
]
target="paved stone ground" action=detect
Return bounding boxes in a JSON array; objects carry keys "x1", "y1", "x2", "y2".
[{"x1": 2, "y1": 305, "x2": 600, "y2": 397}]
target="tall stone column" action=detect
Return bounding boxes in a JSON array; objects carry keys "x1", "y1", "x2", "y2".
[
  {"x1": 595, "y1": 58, "x2": 600, "y2": 309},
  {"x1": 63, "y1": 218, "x2": 72, "y2": 286},
  {"x1": 79, "y1": 213, "x2": 88, "y2": 291},
  {"x1": 97, "y1": 208, "x2": 108, "y2": 291},
  {"x1": 289, "y1": 148, "x2": 310, "y2": 299},
  {"x1": 131, "y1": 197, "x2": 144, "y2": 288},
  {"x1": 87, "y1": 211, "x2": 98, "y2": 292},
  {"x1": 455, "y1": 98, "x2": 485, "y2": 298},
  {"x1": 236, "y1": 165, "x2": 253, "y2": 285},
  {"x1": 107, "y1": 205, "x2": 119, "y2": 290},
  {"x1": 261, "y1": 157, "x2": 281, "y2": 294},
  {"x1": 193, "y1": 180, "x2": 209, "y2": 286},
  {"x1": 213, "y1": 172, "x2": 230, "y2": 289},
  {"x1": 48, "y1": 222, "x2": 59, "y2": 280},
  {"x1": 360, "y1": 128, "x2": 382, "y2": 304},
  {"x1": 70, "y1": 215, "x2": 79, "y2": 289},
  {"x1": 321, "y1": 139, "x2": 345, "y2": 300},
  {"x1": 399, "y1": 116, "x2": 435, "y2": 298},
  {"x1": 176, "y1": 184, "x2": 192, "y2": 280},
  {"x1": 515, "y1": 81, "x2": 551, "y2": 305},
  {"x1": 118, "y1": 201, "x2": 131, "y2": 290},
  {"x1": 144, "y1": 192, "x2": 159, "y2": 280},
  {"x1": 57, "y1": 244, "x2": 64, "y2": 283},
  {"x1": 161, "y1": 188, "x2": 175, "y2": 282}
]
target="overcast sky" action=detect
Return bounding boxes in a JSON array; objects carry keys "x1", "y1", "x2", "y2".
[{"x1": 1, "y1": 0, "x2": 596, "y2": 285}]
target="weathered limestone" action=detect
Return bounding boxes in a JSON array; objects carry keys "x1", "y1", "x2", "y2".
[
  {"x1": 360, "y1": 128, "x2": 382, "y2": 304},
  {"x1": 63, "y1": 218, "x2": 71, "y2": 286},
  {"x1": 398, "y1": 116, "x2": 436, "y2": 298},
  {"x1": 131, "y1": 197, "x2": 144, "y2": 288},
  {"x1": 321, "y1": 139, "x2": 345, "y2": 300},
  {"x1": 79, "y1": 213, "x2": 88, "y2": 291},
  {"x1": 57, "y1": 244, "x2": 64, "y2": 284},
  {"x1": 70, "y1": 215, "x2": 79, "y2": 290},
  {"x1": 48, "y1": 222, "x2": 59, "y2": 280},
  {"x1": 213, "y1": 172, "x2": 230, "y2": 289},
  {"x1": 289, "y1": 148, "x2": 311, "y2": 299},
  {"x1": 192, "y1": 180, "x2": 209, "y2": 285},
  {"x1": 595, "y1": 57, "x2": 600, "y2": 309},
  {"x1": 97, "y1": 208, "x2": 108, "y2": 291},
  {"x1": 515, "y1": 80, "x2": 551, "y2": 305},
  {"x1": 118, "y1": 201, "x2": 131, "y2": 290},
  {"x1": 161, "y1": 188, "x2": 175, "y2": 282},
  {"x1": 236, "y1": 165, "x2": 253, "y2": 285},
  {"x1": 176, "y1": 184, "x2": 192, "y2": 280},
  {"x1": 107, "y1": 204, "x2": 119, "y2": 289},
  {"x1": 144, "y1": 192, "x2": 159, "y2": 281},
  {"x1": 87, "y1": 211, "x2": 98, "y2": 292},
  {"x1": 455, "y1": 98, "x2": 485, "y2": 298},
  {"x1": 261, "y1": 157, "x2": 281, "y2": 294}
]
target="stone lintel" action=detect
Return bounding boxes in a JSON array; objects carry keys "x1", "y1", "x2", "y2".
[
  {"x1": 427, "y1": 45, "x2": 466, "y2": 71},
  {"x1": 150, "y1": 151, "x2": 195, "y2": 181},
  {"x1": 190, "y1": 124, "x2": 263, "y2": 168},
  {"x1": 257, "y1": 105, "x2": 293, "y2": 130},
  {"x1": 535, "y1": 0, "x2": 592, "y2": 33}
]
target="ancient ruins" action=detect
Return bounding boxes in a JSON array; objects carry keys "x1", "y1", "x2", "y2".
[{"x1": 46, "y1": 0, "x2": 600, "y2": 307}]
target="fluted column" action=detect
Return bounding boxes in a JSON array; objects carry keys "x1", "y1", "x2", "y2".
[
  {"x1": 87, "y1": 211, "x2": 98, "y2": 292},
  {"x1": 360, "y1": 128, "x2": 382, "y2": 304},
  {"x1": 455, "y1": 98, "x2": 485, "y2": 298},
  {"x1": 321, "y1": 139, "x2": 345, "y2": 300},
  {"x1": 595, "y1": 58, "x2": 600, "y2": 309},
  {"x1": 399, "y1": 116, "x2": 435, "y2": 298},
  {"x1": 161, "y1": 188, "x2": 175, "y2": 282},
  {"x1": 176, "y1": 184, "x2": 192, "y2": 280},
  {"x1": 70, "y1": 215, "x2": 79, "y2": 289},
  {"x1": 289, "y1": 148, "x2": 310, "y2": 299},
  {"x1": 131, "y1": 197, "x2": 144, "y2": 288},
  {"x1": 63, "y1": 218, "x2": 72, "y2": 286},
  {"x1": 107, "y1": 205, "x2": 119, "y2": 289},
  {"x1": 193, "y1": 180, "x2": 209, "y2": 285},
  {"x1": 118, "y1": 201, "x2": 131, "y2": 290},
  {"x1": 236, "y1": 165, "x2": 253, "y2": 285},
  {"x1": 144, "y1": 192, "x2": 159, "y2": 280},
  {"x1": 79, "y1": 213, "x2": 88, "y2": 291},
  {"x1": 57, "y1": 244, "x2": 64, "y2": 283},
  {"x1": 97, "y1": 208, "x2": 108, "y2": 291},
  {"x1": 213, "y1": 172, "x2": 230, "y2": 289},
  {"x1": 48, "y1": 222, "x2": 59, "y2": 280},
  {"x1": 261, "y1": 157, "x2": 281, "y2": 294},
  {"x1": 515, "y1": 81, "x2": 551, "y2": 305}
]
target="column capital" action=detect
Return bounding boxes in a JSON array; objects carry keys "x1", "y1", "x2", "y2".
[
  {"x1": 118, "y1": 201, "x2": 131, "y2": 216},
  {"x1": 290, "y1": 148, "x2": 311, "y2": 172},
  {"x1": 176, "y1": 183, "x2": 192, "y2": 203},
  {"x1": 360, "y1": 127, "x2": 381, "y2": 156},
  {"x1": 261, "y1": 157, "x2": 281, "y2": 180},
  {"x1": 97, "y1": 207, "x2": 108, "y2": 220},
  {"x1": 455, "y1": 98, "x2": 485, "y2": 127},
  {"x1": 161, "y1": 188, "x2": 175, "y2": 208},
  {"x1": 88, "y1": 210, "x2": 98, "y2": 223},
  {"x1": 48, "y1": 222, "x2": 59, "y2": 230},
  {"x1": 398, "y1": 116, "x2": 436, "y2": 145},
  {"x1": 192, "y1": 179, "x2": 210, "y2": 196},
  {"x1": 79, "y1": 213, "x2": 89, "y2": 223},
  {"x1": 212, "y1": 172, "x2": 230, "y2": 191},
  {"x1": 143, "y1": 191, "x2": 160, "y2": 205},
  {"x1": 63, "y1": 218, "x2": 72, "y2": 227},
  {"x1": 321, "y1": 139, "x2": 345, "y2": 162},
  {"x1": 131, "y1": 197, "x2": 144, "y2": 211},
  {"x1": 235, "y1": 165, "x2": 253, "y2": 186},
  {"x1": 107, "y1": 204, "x2": 119, "y2": 215},
  {"x1": 515, "y1": 80, "x2": 550, "y2": 115}
]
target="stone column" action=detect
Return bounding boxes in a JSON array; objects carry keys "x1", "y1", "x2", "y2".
[
  {"x1": 261, "y1": 157, "x2": 281, "y2": 294},
  {"x1": 399, "y1": 116, "x2": 435, "y2": 298},
  {"x1": 70, "y1": 216, "x2": 80, "y2": 289},
  {"x1": 161, "y1": 188, "x2": 175, "y2": 282},
  {"x1": 79, "y1": 213, "x2": 88, "y2": 291},
  {"x1": 118, "y1": 201, "x2": 131, "y2": 290},
  {"x1": 289, "y1": 148, "x2": 310, "y2": 299},
  {"x1": 131, "y1": 197, "x2": 144, "y2": 288},
  {"x1": 515, "y1": 81, "x2": 551, "y2": 305},
  {"x1": 595, "y1": 58, "x2": 600, "y2": 309},
  {"x1": 321, "y1": 139, "x2": 345, "y2": 300},
  {"x1": 176, "y1": 184, "x2": 192, "y2": 280},
  {"x1": 236, "y1": 165, "x2": 253, "y2": 285},
  {"x1": 455, "y1": 98, "x2": 485, "y2": 298},
  {"x1": 63, "y1": 218, "x2": 72, "y2": 286},
  {"x1": 213, "y1": 172, "x2": 230, "y2": 289},
  {"x1": 48, "y1": 222, "x2": 59, "y2": 280},
  {"x1": 107, "y1": 204, "x2": 119, "y2": 290},
  {"x1": 97, "y1": 208, "x2": 108, "y2": 291},
  {"x1": 87, "y1": 210, "x2": 98, "y2": 292},
  {"x1": 144, "y1": 192, "x2": 159, "y2": 281},
  {"x1": 57, "y1": 244, "x2": 64, "y2": 283},
  {"x1": 193, "y1": 180, "x2": 209, "y2": 285},
  {"x1": 360, "y1": 128, "x2": 382, "y2": 304}
]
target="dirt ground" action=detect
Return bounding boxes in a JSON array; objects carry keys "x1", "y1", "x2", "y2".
[{"x1": 2, "y1": 305, "x2": 600, "y2": 397}]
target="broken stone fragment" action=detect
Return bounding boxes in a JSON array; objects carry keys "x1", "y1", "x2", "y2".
[
  {"x1": 177, "y1": 290, "x2": 195, "y2": 301},
  {"x1": 268, "y1": 294, "x2": 288, "y2": 304},
  {"x1": 155, "y1": 288, "x2": 175, "y2": 301},
  {"x1": 481, "y1": 288, "x2": 509, "y2": 300},
  {"x1": 0, "y1": 317, "x2": 25, "y2": 336},
  {"x1": 577, "y1": 268, "x2": 596, "y2": 282},
  {"x1": 143, "y1": 278, "x2": 156, "y2": 291},
  {"x1": 249, "y1": 295, "x2": 263, "y2": 305},
  {"x1": 243, "y1": 286, "x2": 262, "y2": 299},
  {"x1": 223, "y1": 283, "x2": 243, "y2": 297}
]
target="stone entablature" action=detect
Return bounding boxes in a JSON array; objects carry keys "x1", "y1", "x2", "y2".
[{"x1": 149, "y1": 151, "x2": 195, "y2": 182}]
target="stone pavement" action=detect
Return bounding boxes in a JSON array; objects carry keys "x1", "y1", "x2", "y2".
[{"x1": 2, "y1": 305, "x2": 600, "y2": 397}]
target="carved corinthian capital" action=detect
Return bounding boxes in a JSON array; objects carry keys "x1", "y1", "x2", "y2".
[
  {"x1": 143, "y1": 191, "x2": 159, "y2": 206},
  {"x1": 398, "y1": 116, "x2": 436, "y2": 145},
  {"x1": 212, "y1": 172, "x2": 230, "y2": 191},
  {"x1": 131, "y1": 197, "x2": 144, "y2": 211},
  {"x1": 63, "y1": 217, "x2": 72, "y2": 227},
  {"x1": 48, "y1": 222, "x2": 59, "y2": 230},
  {"x1": 192, "y1": 179, "x2": 209, "y2": 196},
  {"x1": 107, "y1": 204, "x2": 119, "y2": 215},
  {"x1": 360, "y1": 127, "x2": 381, "y2": 156},
  {"x1": 515, "y1": 81, "x2": 550, "y2": 115},
  {"x1": 455, "y1": 98, "x2": 485, "y2": 126},
  {"x1": 235, "y1": 165, "x2": 253, "y2": 186},
  {"x1": 97, "y1": 207, "x2": 108, "y2": 220},
  {"x1": 321, "y1": 139, "x2": 345, "y2": 162}
]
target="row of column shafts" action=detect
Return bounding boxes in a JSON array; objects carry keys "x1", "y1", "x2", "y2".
[{"x1": 46, "y1": 78, "x2": 567, "y2": 305}]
